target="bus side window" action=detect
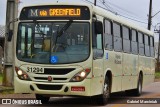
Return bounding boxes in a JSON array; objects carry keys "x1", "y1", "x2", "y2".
[
  {"x1": 122, "y1": 26, "x2": 130, "y2": 53},
  {"x1": 92, "y1": 21, "x2": 103, "y2": 59},
  {"x1": 131, "y1": 30, "x2": 138, "y2": 54},
  {"x1": 150, "y1": 36, "x2": 155, "y2": 57},
  {"x1": 104, "y1": 19, "x2": 113, "y2": 50},
  {"x1": 113, "y1": 22, "x2": 122, "y2": 52},
  {"x1": 138, "y1": 32, "x2": 144, "y2": 56},
  {"x1": 144, "y1": 35, "x2": 150, "y2": 57}
]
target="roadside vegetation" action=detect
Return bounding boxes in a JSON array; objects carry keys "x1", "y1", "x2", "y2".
[
  {"x1": 0, "y1": 73, "x2": 2, "y2": 83},
  {"x1": 1, "y1": 90, "x2": 14, "y2": 94},
  {"x1": 155, "y1": 71, "x2": 160, "y2": 79}
]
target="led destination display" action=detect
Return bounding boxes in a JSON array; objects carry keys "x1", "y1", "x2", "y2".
[
  {"x1": 20, "y1": 5, "x2": 90, "y2": 20},
  {"x1": 38, "y1": 8, "x2": 81, "y2": 17}
]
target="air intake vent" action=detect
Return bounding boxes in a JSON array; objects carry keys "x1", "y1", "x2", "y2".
[
  {"x1": 36, "y1": 84, "x2": 63, "y2": 90},
  {"x1": 34, "y1": 77, "x2": 67, "y2": 81},
  {"x1": 36, "y1": 68, "x2": 75, "y2": 75}
]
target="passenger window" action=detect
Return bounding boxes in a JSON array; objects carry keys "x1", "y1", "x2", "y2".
[
  {"x1": 122, "y1": 26, "x2": 130, "y2": 53},
  {"x1": 122, "y1": 26, "x2": 129, "y2": 39},
  {"x1": 113, "y1": 23, "x2": 121, "y2": 37},
  {"x1": 105, "y1": 20, "x2": 112, "y2": 34},
  {"x1": 144, "y1": 35, "x2": 150, "y2": 56},
  {"x1": 150, "y1": 37, "x2": 155, "y2": 57},
  {"x1": 104, "y1": 20, "x2": 113, "y2": 50},
  {"x1": 138, "y1": 32, "x2": 143, "y2": 43},
  {"x1": 131, "y1": 30, "x2": 138, "y2": 54},
  {"x1": 138, "y1": 32, "x2": 144, "y2": 55},
  {"x1": 131, "y1": 30, "x2": 137, "y2": 42},
  {"x1": 113, "y1": 23, "x2": 122, "y2": 52}
]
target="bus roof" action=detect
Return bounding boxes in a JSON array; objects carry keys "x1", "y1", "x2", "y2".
[{"x1": 92, "y1": 5, "x2": 154, "y2": 36}]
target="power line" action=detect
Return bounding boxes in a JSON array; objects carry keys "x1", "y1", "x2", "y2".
[
  {"x1": 82, "y1": 0, "x2": 148, "y2": 25},
  {"x1": 104, "y1": 0, "x2": 148, "y2": 21},
  {"x1": 105, "y1": 1, "x2": 136, "y2": 16},
  {"x1": 118, "y1": 14, "x2": 148, "y2": 24},
  {"x1": 98, "y1": 0, "x2": 148, "y2": 24},
  {"x1": 98, "y1": 0, "x2": 115, "y2": 12}
]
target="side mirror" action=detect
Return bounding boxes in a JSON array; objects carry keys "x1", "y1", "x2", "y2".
[
  {"x1": 95, "y1": 21, "x2": 103, "y2": 34},
  {"x1": 8, "y1": 30, "x2": 13, "y2": 41},
  {"x1": 93, "y1": 49, "x2": 103, "y2": 60}
]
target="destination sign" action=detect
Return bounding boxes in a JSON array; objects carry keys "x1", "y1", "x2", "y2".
[
  {"x1": 20, "y1": 5, "x2": 90, "y2": 20},
  {"x1": 33, "y1": 8, "x2": 81, "y2": 17}
]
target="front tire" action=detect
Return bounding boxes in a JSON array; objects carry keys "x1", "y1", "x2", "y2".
[
  {"x1": 97, "y1": 76, "x2": 110, "y2": 105},
  {"x1": 36, "y1": 94, "x2": 50, "y2": 104}
]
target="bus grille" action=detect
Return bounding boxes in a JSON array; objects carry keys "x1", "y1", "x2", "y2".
[
  {"x1": 36, "y1": 68, "x2": 75, "y2": 75},
  {"x1": 34, "y1": 77, "x2": 67, "y2": 81},
  {"x1": 36, "y1": 84, "x2": 63, "y2": 90}
]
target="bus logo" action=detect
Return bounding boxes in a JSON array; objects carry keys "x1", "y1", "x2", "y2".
[
  {"x1": 29, "y1": 9, "x2": 38, "y2": 17},
  {"x1": 48, "y1": 76, "x2": 52, "y2": 81}
]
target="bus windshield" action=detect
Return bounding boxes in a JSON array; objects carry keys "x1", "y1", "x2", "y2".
[{"x1": 16, "y1": 22, "x2": 90, "y2": 64}]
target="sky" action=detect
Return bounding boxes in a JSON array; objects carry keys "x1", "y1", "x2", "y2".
[{"x1": 0, "y1": 0, "x2": 160, "y2": 40}]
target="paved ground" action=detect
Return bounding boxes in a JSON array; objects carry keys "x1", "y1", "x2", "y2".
[{"x1": 0, "y1": 82, "x2": 160, "y2": 107}]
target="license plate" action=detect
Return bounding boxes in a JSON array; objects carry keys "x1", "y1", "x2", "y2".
[{"x1": 27, "y1": 67, "x2": 44, "y2": 73}]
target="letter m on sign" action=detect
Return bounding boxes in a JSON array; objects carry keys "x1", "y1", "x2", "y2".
[{"x1": 29, "y1": 9, "x2": 38, "y2": 17}]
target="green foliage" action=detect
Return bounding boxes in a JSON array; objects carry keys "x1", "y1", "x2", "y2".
[
  {"x1": 0, "y1": 73, "x2": 3, "y2": 82},
  {"x1": 155, "y1": 71, "x2": 160, "y2": 79},
  {"x1": 1, "y1": 90, "x2": 14, "y2": 94}
]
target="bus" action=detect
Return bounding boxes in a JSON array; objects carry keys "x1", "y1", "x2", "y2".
[{"x1": 13, "y1": 2, "x2": 155, "y2": 105}]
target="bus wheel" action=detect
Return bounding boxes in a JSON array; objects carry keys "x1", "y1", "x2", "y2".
[
  {"x1": 36, "y1": 94, "x2": 50, "y2": 104},
  {"x1": 134, "y1": 74, "x2": 142, "y2": 96},
  {"x1": 97, "y1": 76, "x2": 110, "y2": 105},
  {"x1": 126, "y1": 74, "x2": 142, "y2": 96}
]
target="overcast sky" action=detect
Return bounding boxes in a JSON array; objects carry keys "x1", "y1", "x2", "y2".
[{"x1": 0, "y1": 0, "x2": 160, "y2": 40}]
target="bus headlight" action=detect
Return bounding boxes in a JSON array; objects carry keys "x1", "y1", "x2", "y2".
[
  {"x1": 15, "y1": 67, "x2": 31, "y2": 81},
  {"x1": 70, "y1": 68, "x2": 91, "y2": 82}
]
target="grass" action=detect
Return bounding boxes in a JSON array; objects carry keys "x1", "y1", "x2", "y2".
[
  {"x1": 0, "y1": 73, "x2": 2, "y2": 83},
  {"x1": 1, "y1": 90, "x2": 14, "y2": 94},
  {"x1": 155, "y1": 71, "x2": 160, "y2": 79}
]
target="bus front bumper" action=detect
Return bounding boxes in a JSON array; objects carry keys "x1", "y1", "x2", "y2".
[{"x1": 14, "y1": 77, "x2": 91, "y2": 96}]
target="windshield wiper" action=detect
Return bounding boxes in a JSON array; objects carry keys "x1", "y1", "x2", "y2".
[
  {"x1": 53, "y1": 20, "x2": 73, "y2": 51},
  {"x1": 57, "y1": 20, "x2": 73, "y2": 37},
  {"x1": 33, "y1": 20, "x2": 45, "y2": 36}
]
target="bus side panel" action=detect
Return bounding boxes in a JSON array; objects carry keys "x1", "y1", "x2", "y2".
[
  {"x1": 131, "y1": 54, "x2": 139, "y2": 89},
  {"x1": 139, "y1": 56, "x2": 152, "y2": 87},
  {"x1": 122, "y1": 53, "x2": 133, "y2": 90},
  {"x1": 104, "y1": 50, "x2": 122, "y2": 93},
  {"x1": 151, "y1": 58, "x2": 155, "y2": 82},
  {"x1": 144, "y1": 57, "x2": 155, "y2": 86},
  {"x1": 91, "y1": 58, "x2": 104, "y2": 96}
]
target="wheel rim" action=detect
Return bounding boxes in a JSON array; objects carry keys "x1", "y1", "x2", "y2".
[
  {"x1": 103, "y1": 80, "x2": 110, "y2": 98},
  {"x1": 138, "y1": 78, "x2": 142, "y2": 93}
]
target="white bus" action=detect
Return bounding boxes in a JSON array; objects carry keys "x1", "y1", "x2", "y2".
[{"x1": 13, "y1": 2, "x2": 155, "y2": 105}]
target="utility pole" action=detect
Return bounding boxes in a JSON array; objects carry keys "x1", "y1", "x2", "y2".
[
  {"x1": 3, "y1": 0, "x2": 18, "y2": 86},
  {"x1": 158, "y1": 28, "x2": 160, "y2": 71},
  {"x1": 94, "y1": 0, "x2": 97, "y2": 6},
  {"x1": 155, "y1": 25, "x2": 160, "y2": 71},
  {"x1": 148, "y1": 0, "x2": 152, "y2": 30}
]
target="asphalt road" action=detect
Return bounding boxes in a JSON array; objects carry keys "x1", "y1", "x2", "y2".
[{"x1": 0, "y1": 82, "x2": 160, "y2": 107}]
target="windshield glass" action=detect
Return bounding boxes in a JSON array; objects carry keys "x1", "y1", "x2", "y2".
[{"x1": 17, "y1": 22, "x2": 90, "y2": 64}]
